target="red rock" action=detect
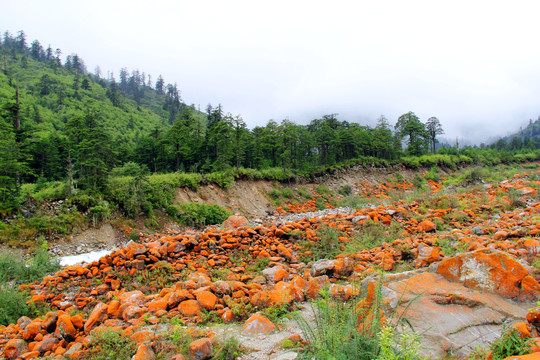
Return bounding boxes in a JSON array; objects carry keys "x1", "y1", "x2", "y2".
[
  {"x1": 415, "y1": 243, "x2": 441, "y2": 267},
  {"x1": 250, "y1": 289, "x2": 293, "y2": 308},
  {"x1": 196, "y1": 291, "x2": 218, "y2": 310},
  {"x1": 277, "y1": 243, "x2": 293, "y2": 260},
  {"x1": 222, "y1": 215, "x2": 248, "y2": 229},
  {"x1": 84, "y1": 302, "x2": 109, "y2": 333},
  {"x1": 178, "y1": 300, "x2": 201, "y2": 316},
  {"x1": 242, "y1": 312, "x2": 276, "y2": 335},
  {"x1": 147, "y1": 298, "x2": 168, "y2": 313},
  {"x1": 4, "y1": 339, "x2": 28, "y2": 359},
  {"x1": 520, "y1": 276, "x2": 540, "y2": 301},
  {"x1": 437, "y1": 250, "x2": 528, "y2": 298},
  {"x1": 119, "y1": 290, "x2": 147, "y2": 306},
  {"x1": 167, "y1": 289, "x2": 190, "y2": 308},
  {"x1": 132, "y1": 344, "x2": 156, "y2": 360},
  {"x1": 494, "y1": 230, "x2": 509, "y2": 240},
  {"x1": 56, "y1": 314, "x2": 77, "y2": 341},
  {"x1": 22, "y1": 321, "x2": 41, "y2": 341},
  {"x1": 188, "y1": 337, "x2": 214, "y2": 360},
  {"x1": 418, "y1": 220, "x2": 437, "y2": 232},
  {"x1": 221, "y1": 309, "x2": 234, "y2": 323},
  {"x1": 20, "y1": 350, "x2": 40, "y2": 359}
]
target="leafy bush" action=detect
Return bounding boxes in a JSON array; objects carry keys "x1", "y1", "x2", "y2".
[
  {"x1": 175, "y1": 203, "x2": 230, "y2": 228},
  {"x1": 339, "y1": 184, "x2": 353, "y2": 196},
  {"x1": 0, "y1": 248, "x2": 59, "y2": 326},
  {"x1": 424, "y1": 166, "x2": 440, "y2": 182},
  {"x1": 204, "y1": 171, "x2": 235, "y2": 189},
  {"x1": 0, "y1": 285, "x2": 30, "y2": 326}
]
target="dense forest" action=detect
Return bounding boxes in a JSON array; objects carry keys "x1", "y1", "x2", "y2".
[{"x1": 1, "y1": 30, "x2": 539, "y2": 216}]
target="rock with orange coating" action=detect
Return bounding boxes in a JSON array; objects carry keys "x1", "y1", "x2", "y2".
[
  {"x1": 437, "y1": 249, "x2": 529, "y2": 298},
  {"x1": 147, "y1": 298, "x2": 168, "y2": 313},
  {"x1": 4, "y1": 339, "x2": 28, "y2": 359},
  {"x1": 263, "y1": 266, "x2": 288, "y2": 283},
  {"x1": 520, "y1": 276, "x2": 540, "y2": 301},
  {"x1": 178, "y1": 300, "x2": 201, "y2": 316},
  {"x1": 277, "y1": 243, "x2": 293, "y2": 260},
  {"x1": 188, "y1": 337, "x2": 213, "y2": 360},
  {"x1": 56, "y1": 314, "x2": 77, "y2": 341},
  {"x1": 118, "y1": 290, "x2": 146, "y2": 306},
  {"x1": 242, "y1": 312, "x2": 276, "y2": 335},
  {"x1": 84, "y1": 302, "x2": 109, "y2": 333},
  {"x1": 195, "y1": 290, "x2": 218, "y2": 310},
  {"x1": 418, "y1": 220, "x2": 437, "y2": 232},
  {"x1": 222, "y1": 215, "x2": 248, "y2": 229},
  {"x1": 132, "y1": 343, "x2": 156, "y2": 360},
  {"x1": 415, "y1": 243, "x2": 441, "y2": 267},
  {"x1": 250, "y1": 289, "x2": 293, "y2": 308},
  {"x1": 527, "y1": 306, "x2": 540, "y2": 330},
  {"x1": 22, "y1": 321, "x2": 41, "y2": 341}
]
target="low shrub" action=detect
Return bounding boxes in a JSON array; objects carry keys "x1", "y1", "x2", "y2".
[
  {"x1": 175, "y1": 203, "x2": 230, "y2": 228},
  {"x1": 87, "y1": 328, "x2": 136, "y2": 360}
]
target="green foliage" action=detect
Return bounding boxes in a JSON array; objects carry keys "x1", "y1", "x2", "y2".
[
  {"x1": 346, "y1": 219, "x2": 403, "y2": 253},
  {"x1": 424, "y1": 166, "x2": 440, "y2": 182},
  {"x1": 174, "y1": 203, "x2": 230, "y2": 228},
  {"x1": 377, "y1": 325, "x2": 426, "y2": 360},
  {"x1": 204, "y1": 171, "x2": 235, "y2": 189},
  {"x1": 212, "y1": 336, "x2": 247, "y2": 360},
  {"x1": 87, "y1": 328, "x2": 137, "y2": 360},
  {"x1": 0, "y1": 285, "x2": 30, "y2": 326},
  {"x1": 0, "y1": 248, "x2": 59, "y2": 325},
  {"x1": 489, "y1": 327, "x2": 532, "y2": 360},
  {"x1": 296, "y1": 288, "x2": 381, "y2": 360},
  {"x1": 0, "y1": 247, "x2": 59, "y2": 284},
  {"x1": 301, "y1": 225, "x2": 343, "y2": 261},
  {"x1": 339, "y1": 184, "x2": 353, "y2": 196}
]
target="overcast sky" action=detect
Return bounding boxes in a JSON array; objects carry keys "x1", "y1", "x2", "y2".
[{"x1": 3, "y1": 0, "x2": 540, "y2": 143}]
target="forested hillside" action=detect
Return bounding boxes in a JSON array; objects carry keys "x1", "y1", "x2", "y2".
[{"x1": 1, "y1": 29, "x2": 539, "y2": 220}]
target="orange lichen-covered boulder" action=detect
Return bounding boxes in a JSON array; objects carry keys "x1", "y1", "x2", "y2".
[
  {"x1": 222, "y1": 215, "x2": 248, "y2": 229},
  {"x1": 520, "y1": 276, "x2": 540, "y2": 302},
  {"x1": 437, "y1": 249, "x2": 529, "y2": 299},
  {"x1": 56, "y1": 314, "x2": 77, "y2": 341},
  {"x1": 418, "y1": 220, "x2": 437, "y2": 232},
  {"x1": 195, "y1": 290, "x2": 218, "y2": 310},
  {"x1": 132, "y1": 343, "x2": 156, "y2": 360},
  {"x1": 84, "y1": 302, "x2": 109, "y2": 333},
  {"x1": 415, "y1": 244, "x2": 441, "y2": 267},
  {"x1": 3, "y1": 339, "x2": 28, "y2": 359},
  {"x1": 178, "y1": 300, "x2": 202, "y2": 316},
  {"x1": 242, "y1": 312, "x2": 276, "y2": 335},
  {"x1": 188, "y1": 337, "x2": 214, "y2": 360}
]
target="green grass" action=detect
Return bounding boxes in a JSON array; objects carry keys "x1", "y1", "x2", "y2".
[
  {"x1": 296, "y1": 287, "x2": 382, "y2": 360},
  {"x1": 87, "y1": 328, "x2": 137, "y2": 360},
  {"x1": 0, "y1": 248, "x2": 60, "y2": 326}
]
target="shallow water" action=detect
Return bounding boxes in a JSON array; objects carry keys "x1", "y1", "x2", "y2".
[{"x1": 59, "y1": 249, "x2": 113, "y2": 266}]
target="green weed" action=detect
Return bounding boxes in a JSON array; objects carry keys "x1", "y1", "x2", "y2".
[{"x1": 87, "y1": 327, "x2": 136, "y2": 360}]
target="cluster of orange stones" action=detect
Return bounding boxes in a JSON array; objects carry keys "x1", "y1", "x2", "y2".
[{"x1": 1, "y1": 168, "x2": 540, "y2": 359}]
